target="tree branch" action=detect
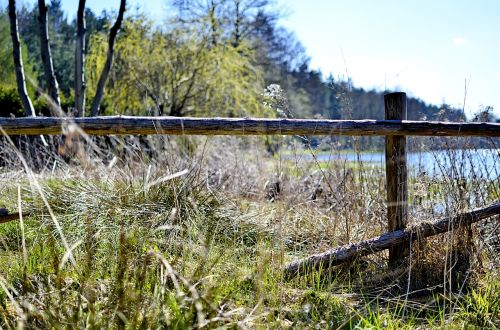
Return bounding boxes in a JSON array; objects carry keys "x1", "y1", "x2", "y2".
[{"x1": 90, "y1": 0, "x2": 126, "y2": 116}]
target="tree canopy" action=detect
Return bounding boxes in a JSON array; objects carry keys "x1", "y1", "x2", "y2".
[{"x1": 0, "y1": 0, "x2": 478, "y2": 123}]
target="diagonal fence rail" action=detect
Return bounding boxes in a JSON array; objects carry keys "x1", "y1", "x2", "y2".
[{"x1": 283, "y1": 202, "x2": 500, "y2": 279}]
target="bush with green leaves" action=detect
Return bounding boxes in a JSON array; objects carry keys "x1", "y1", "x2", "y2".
[{"x1": 0, "y1": 86, "x2": 24, "y2": 117}]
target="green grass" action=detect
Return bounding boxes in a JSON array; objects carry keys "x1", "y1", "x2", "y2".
[{"x1": 0, "y1": 138, "x2": 498, "y2": 328}]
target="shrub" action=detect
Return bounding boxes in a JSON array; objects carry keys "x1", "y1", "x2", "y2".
[
  {"x1": 0, "y1": 85, "x2": 75, "y2": 117},
  {"x1": 0, "y1": 85, "x2": 23, "y2": 117}
]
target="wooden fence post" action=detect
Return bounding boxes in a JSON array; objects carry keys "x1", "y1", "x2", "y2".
[{"x1": 384, "y1": 92, "x2": 408, "y2": 267}]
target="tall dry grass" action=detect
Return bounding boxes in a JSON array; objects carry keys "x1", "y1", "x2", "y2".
[{"x1": 0, "y1": 128, "x2": 498, "y2": 328}]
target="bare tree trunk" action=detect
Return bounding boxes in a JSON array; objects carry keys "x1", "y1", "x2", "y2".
[
  {"x1": 232, "y1": 0, "x2": 241, "y2": 47},
  {"x1": 8, "y1": 0, "x2": 36, "y2": 117},
  {"x1": 209, "y1": 0, "x2": 218, "y2": 47},
  {"x1": 90, "y1": 0, "x2": 126, "y2": 117},
  {"x1": 38, "y1": 0, "x2": 61, "y2": 113},
  {"x1": 75, "y1": 0, "x2": 86, "y2": 117}
]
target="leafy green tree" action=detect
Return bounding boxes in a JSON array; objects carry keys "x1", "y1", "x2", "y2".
[
  {"x1": 86, "y1": 15, "x2": 268, "y2": 117},
  {"x1": 0, "y1": 13, "x2": 37, "y2": 90}
]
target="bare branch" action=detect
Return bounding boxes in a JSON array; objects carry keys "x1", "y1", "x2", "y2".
[{"x1": 90, "y1": 0, "x2": 126, "y2": 116}]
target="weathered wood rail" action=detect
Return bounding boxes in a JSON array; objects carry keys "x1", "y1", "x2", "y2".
[
  {"x1": 1, "y1": 92, "x2": 499, "y2": 276},
  {"x1": 0, "y1": 116, "x2": 499, "y2": 137},
  {"x1": 283, "y1": 202, "x2": 500, "y2": 279}
]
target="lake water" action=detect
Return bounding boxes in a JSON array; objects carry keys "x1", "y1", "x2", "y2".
[{"x1": 286, "y1": 149, "x2": 500, "y2": 180}]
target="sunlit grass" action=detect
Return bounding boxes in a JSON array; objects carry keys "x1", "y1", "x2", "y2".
[{"x1": 0, "y1": 135, "x2": 498, "y2": 328}]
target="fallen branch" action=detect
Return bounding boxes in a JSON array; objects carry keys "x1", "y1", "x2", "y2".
[
  {"x1": 0, "y1": 208, "x2": 31, "y2": 224},
  {"x1": 283, "y1": 203, "x2": 500, "y2": 279}
]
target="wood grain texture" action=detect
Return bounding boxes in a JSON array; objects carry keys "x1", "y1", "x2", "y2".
[
  {"x1": 1, "y1": 116, "x2": 499, "y2": 136},
  {"x1": 385, "y1": 92, "x2": 408, "y2": 266},
  {"x1": 283, "y1": 203, "x2": 500, "y2": 279}
]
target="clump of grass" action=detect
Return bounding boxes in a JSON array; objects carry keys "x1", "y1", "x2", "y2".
[
  {"x1": 455, "y1": 275, "x2": 500, "y2": 327},
  {"x1": 0, "y1": 132, "x2": 498, "y2": 328}
]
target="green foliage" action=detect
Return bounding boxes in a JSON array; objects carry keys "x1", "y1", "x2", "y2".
[
  {"x1": 85, "y1": 15, "x2": 269, "y2": 117},
  {"x1": 0, "y1": 86, "x2": 23, "y2": 117},
  {"x1": 32, "y1": 93, "x2": 74, "y2": 116},
  {"x1": 9, "y1": 3, "x2": 110, "y2": 100},
  {"x1": 457, "y1": 279, "x2": 500, "y2": 327},
  {"x1": 0, "y1": 15, "x2": 16, "y2": 87},
  {"x1": 14, "y1": 2, "x2": 73, "y2": 95},
  {"x1": 0, "y1": 136, "x2": 498, "y2": 327},
  {"x1": 198, "y1": 42, "x2": 267, "y2": 117},
  {"x1": 0, "y1": 13, "x2": 38, "y2": 98},
  {"x1": 2, "y1": 2, "x2": 476, "y2": 121},
  {"x1": 0, "y1": 85, "x2": 75, "y2": 117},
  {"x1": 296, "y1": 290, "x2": 349, "y2": 327}
]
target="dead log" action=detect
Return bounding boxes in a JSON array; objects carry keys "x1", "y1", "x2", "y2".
[
  {"x1": 283, "y1": 203, "x2": 500, "y2": 279},
  {"x1": 0, "y1": 208, "x2": 31, "y2": 224},
  {"x1": 75, "y1": 0, "x2": 86, "y2": 117}
]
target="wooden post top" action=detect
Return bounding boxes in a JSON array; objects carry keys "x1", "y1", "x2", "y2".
[{"x1": 384, "y1": 92, "x2": 407, "y2": 121}]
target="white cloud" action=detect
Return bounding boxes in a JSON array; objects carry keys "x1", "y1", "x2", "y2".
[
  {"x1": 453, "y1": 37, "x2": 466, "y2": 46},
  {"x1": 497, "y1": 72, "x2": 500, "y2": 78}
]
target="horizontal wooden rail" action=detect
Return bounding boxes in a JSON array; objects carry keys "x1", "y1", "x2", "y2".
[
  {"x1": 283, "y1": 202, "x2": 500, "y2": 279},
  {"x1": 0, "y1": 116, "x2": 499, "y2": 137}
]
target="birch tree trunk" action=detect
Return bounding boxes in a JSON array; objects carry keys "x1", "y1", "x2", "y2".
[
  {"x1": 38, "y1": 0, "x2": 61, "y2": 113},
  {"x1": 90, "y1": 0, "x2": 126, "y2": 117},
  {"x1": 8, "y1": 0, "x2": 36, "y2": 117},
  {"x1": 75, "y1": 0, "x2": 86, "y2": 117}
]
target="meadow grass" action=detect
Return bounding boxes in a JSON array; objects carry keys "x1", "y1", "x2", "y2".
[{"x1": 0, "y1": 135, "x2": 498, "y2": 328}]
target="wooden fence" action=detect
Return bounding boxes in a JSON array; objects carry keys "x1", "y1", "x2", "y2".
[
  {"x1": 1, "y1": 92, "x2": 499, "y2": 276},
  {"x1": 1, "y1": 115, "x2": 499, "y2": 137}
]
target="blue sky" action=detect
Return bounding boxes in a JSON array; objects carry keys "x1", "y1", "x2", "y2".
[
  {"x1": 278, "y1": 0, "x2": 500, "y2": 118},
  {"x1": 11, "y1": 0, "x2": 500, "y2": 117}
]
